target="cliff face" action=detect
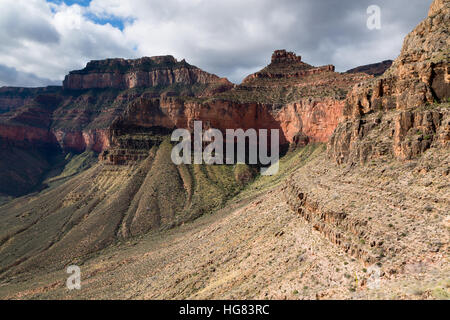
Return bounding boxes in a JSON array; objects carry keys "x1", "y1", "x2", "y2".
[
  {"x1": 63, "y1": 56, "x2": 229, "y2": 90},
  {"x1": 101, "y1": 51, "x2": 369, "y2": 164},
  {"x1": 224, "y1": 51, "x2": 369, "y2": 144},
  {"x1": 103, "y1": 97, "x2": 347, "y2": 165},
  {"x1": 328, "y1": 0, "x2": 450, "y2": 164},
  {"x1": 276, "y1": 99, "x2": 346, "y2": 145},
  {"x1": 0, "y1": 51, "x2": 370, "y2": 192},
  {"x1": 283, "y1": 1, "x2": 450, "y2": 283}
]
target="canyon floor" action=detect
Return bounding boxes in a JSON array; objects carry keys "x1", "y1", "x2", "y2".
[{"x1": 0, "y1": 144, "x2": 448, "y2": 300}]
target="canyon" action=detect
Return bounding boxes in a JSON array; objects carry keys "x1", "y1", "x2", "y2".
[
  {"x1": 0, "y1": 49, "x2": 370, "y2": 193},
  {"x1": 0, "y1": 0, "x2": 448, "y2": 301}
]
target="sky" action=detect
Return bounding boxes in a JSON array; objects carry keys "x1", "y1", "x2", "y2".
[{"x1": 0, "y1": 0, "x2": 433, "y2": 86}]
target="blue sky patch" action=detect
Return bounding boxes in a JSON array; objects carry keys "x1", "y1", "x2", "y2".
[
  {"x1": 47, "y1": 0, "x2": 92, "y2": 6},
  {"x1": 47, "y1": 0, "x2": 128, "y2": 31}
]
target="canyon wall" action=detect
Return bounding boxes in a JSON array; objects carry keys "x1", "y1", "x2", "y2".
[
  {"x1": 0, "y1": 50, "x2": 373, "y2": 192},
  {"x1": 284, "y1": 0, "x2": 450, "y2": 273},
  {"x1": 101, "y1": 51, "x2": 370, "y2": 164},
  {"x1": 0, "y1": 52, "x2": 370, "y2": 157},
  {"x1": 102, "y1": 96, "x2": 348, "y2": 165},
  {"x1": 328, "y1": 0, "x2": 450, "y2": 164},
  {"x1": 63, "y1": 56, "x2": 228, "y2": 90}
]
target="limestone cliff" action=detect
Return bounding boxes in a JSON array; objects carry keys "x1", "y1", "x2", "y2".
[{"x1": 63, "y1": 56, "x2": 230, "y2": 90}]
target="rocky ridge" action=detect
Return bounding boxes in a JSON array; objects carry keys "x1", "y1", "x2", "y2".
[
  {"x1": 346, "y1": 60, "x2": 393, "y2": 77},
  {"x1": 328, "y1": 0, "x2": 450, "y2": 164}
]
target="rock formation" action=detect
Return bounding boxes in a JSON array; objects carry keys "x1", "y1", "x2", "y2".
[
  {"x1": 284, "y1": 0, "x2": 449, "y2": 277},
  {"x1": 0, "y1": 2, "x2": 448, "y2": 300},
  {"x1": 63, "y1": 56, "x2": 229, "y2": 90},
  {"x1": 328, "y1": 0, "x2": 449, "y2": 164},
  {"x1": 101, "y1": 51, "x2": 370, "y2": 164},
  {"x1": 0, "y1": 50, "x2": 370, "y2": 192},
  {"x1": 243, "y1": 50, "x2": 336, "y2": 83}
]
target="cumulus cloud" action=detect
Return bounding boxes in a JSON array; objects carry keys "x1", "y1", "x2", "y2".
[
  {"x1": 0, "y1": 0, "x2": 433, "y2": 86},
  {"x1": 0, "y1": 0, "x2": 134, "y2": 84}
]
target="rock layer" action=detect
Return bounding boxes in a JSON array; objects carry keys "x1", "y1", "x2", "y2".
[
  {"x1": 63, "y1": 56, "x2": 228, "y2": 90},
  {"x1": 328, "y1": 0, "x2": 450, "y2": 164}
]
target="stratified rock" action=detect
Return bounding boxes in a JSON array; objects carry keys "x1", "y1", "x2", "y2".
[
  {"x1": 329, "y1": 0, "x2": 450, "y2": 163},
  {"x1": 102, "y1": 51, "x2": 370, "y2": 163},
  {"x1": 63, "y1": 56, "x2": 229, "y2": 90},
  {"x1": 243, "y1": 50, "x2": 335, "y2": 83},
  {"x1": 0, "y1": 86, "x2": 61, "y2": 114}
]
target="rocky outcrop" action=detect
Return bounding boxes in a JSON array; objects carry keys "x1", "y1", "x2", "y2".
[
  {"x1": 243, "y1": 50, "x2": 336, "y2": 83},
  {"x1": 275, "y1": 98, "x2": 346, "y2": 144},
  {"x1": 328, "y1": 0, "x2": 450, "y2": 164},
  {"x1": 63, "y1": 56, "x2": 229, "y2": 90},
  {"x1": 346, "y1": 60, "x2": 393, "y2": 77},
  {"x1": 243, "y1": 65, "x2": 335, "y2": 82},
  {"x1": 284, "y1": 180, "x2": 379, "y2": 264},
  {"x1": 271, "y1": 49, "x2": 303, "y2": 63}
]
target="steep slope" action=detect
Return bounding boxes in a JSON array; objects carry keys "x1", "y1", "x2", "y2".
[
  {"x1": 283, "y1": 0, "x2": 449, "y2": 298},
  {"x1": 0, "y1": 138, "x2": 251, "y2": 279},
  {"x1": 1, "y1": 144, "x2": 448, "y2": 300}
]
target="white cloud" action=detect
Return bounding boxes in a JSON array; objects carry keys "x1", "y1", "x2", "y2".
[
  {"x1": 0, "y1": 0, "x2": 134, "y2": 83},
  {"x1": 0, "y1": 0, "x2": 434, "y2": 86}
]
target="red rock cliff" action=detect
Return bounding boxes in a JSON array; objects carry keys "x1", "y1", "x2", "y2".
[{"x1": 103, "y1": 51, "x2": 371, "y2": 164}]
